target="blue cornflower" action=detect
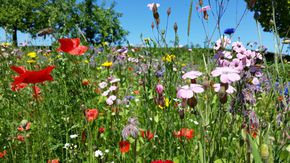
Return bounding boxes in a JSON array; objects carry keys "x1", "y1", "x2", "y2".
[
  {"x1": 224, "y1": 28, "x2": 235, "y2": 35},
  {"x1": 125, "y1": 95, "x2": 135, "y2": 100}
]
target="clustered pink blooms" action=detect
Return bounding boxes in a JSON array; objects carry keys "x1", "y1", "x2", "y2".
[
  {"x1": 100, "y1": 76, "x2": 120, "y2": 106},
  {"x1": 212, "y1": 37, "x2": 264, "y2": 103}
]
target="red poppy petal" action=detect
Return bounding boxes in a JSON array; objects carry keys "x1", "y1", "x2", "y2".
[
  {"x1": 11, "y1": 66, "x2": 26, "y2": 74},
  {"x1": 58, "y1": 38, "x2": 79, "y2": 52},
  {"x1": 68, "y1": 46, "x2": 88, "y2": 55}
]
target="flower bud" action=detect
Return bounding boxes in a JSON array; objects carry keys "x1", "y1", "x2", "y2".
[
  {"x1": 151, "y1": 22, "x2": 155, "y2": 29},
  {"x1": 260, "y1": 144, "x2": 269, "y2": 160},
  {"x1": 167, "y1": 7, "x2": 171, "y2": 16},
  {"x1": 156, "y1": 84, "x2": 164, "y2": 94},
  {"x1": 179, "y1": 109, "x2": 185, "y2": 119},
  {"x1": 174, "y1": 22, "x2": 178, "y2": 33}
]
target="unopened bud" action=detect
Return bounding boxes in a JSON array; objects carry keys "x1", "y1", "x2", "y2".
[
  {"x1": 174, "y1": 22, "x2": 178, "y2": 33},
  {"x1": 179, "y1": 109, "x2": 185, "y2": 119},
  {"x1": 167, "y1": 7, "x2": 171, "y2": 16},
  {"x1": 156, "y1": 84, "x2": 164, "y2": 94},
  {"x1": 151, "y1": 22, "x2": 155, "y2": 29},
  {"x1": 187, "y1": 96, "x2": 197, "y2": 108}
]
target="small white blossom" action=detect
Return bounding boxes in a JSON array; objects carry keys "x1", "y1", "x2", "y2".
[
  {"x1": 95, "y1": 150, "x2": 103, "y2": 158},
  {"x1": 64, "y1": 143, "x2": 70, "y2": 149},
  {"x1": 70, "y1": 134, "x2": 78, "y2": 139}
]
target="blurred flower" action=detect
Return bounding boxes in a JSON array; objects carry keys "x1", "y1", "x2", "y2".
[
  {"x1": 17, "y1": 135, "x2": 25, "y2": 142},
  {"x1": 70, "y1": 134, "x2": 78, "y2": 139},
  {"x1": 141, "y1": 130, "x2": 154, "y2": 141},
  {"x1": 198, "y1": 5, "x2": 211, "y2": 12},
  {"x1": 99, "y1": 82, "x2": 108, "y2": 89},
  {"x1": 102, "y1": 61, "x2": 113, "y2": 67},
  {"x1": 47, "y1": 159, "x2": 59, "y2": 163},
  {"x1": 57, "y1": 38, "x2": 88, "y2": 55},
  {"x1": 27, "y1": 52, "x2": 37, "y2": 58},
  {"x1": 119, "y1": 140, "x2": 130, "y2": 153},
  {"x1": 18, "y1": 120, "x2": 31, "y2": 132},
  {"x1": 147, "y1": 3, "x2": 160, "y2": 10},
  {"x1": 106, "y1": 95, "x2": 117, "y2": 105},
  {"x1": 213, "y1": 83, "x2": 236, "y2": 94},
  {"x1": 82, "y1": 79, "x2": 90, "y2": 86},
  {"x1": 0, "y1": 150, "x2": 7, "y2": 159},
  {"x1": 63, "y1": 143, "x2": 70, "y2": 149},
  {"x1": 182, "y1": 70, "x2": 202, "y2": 80},
  {"x1": 122, "y1": 117, "x2": 139, "y2": 139},
  {"x1": 85, "y1": 109, "x2": 98, "y2": 122},
  {"x1": 211, "y1": 67, "x2": 240, "y2": 84},
  {"x1": 173, "y1": 128, "x2": 194, "y2": 139},
  {"x1": 224, "y1": 28, "x2": 235, "y2": 35},
  {"x1": 94, "y1": 150, "x2": 103, "y2": 158},
  {"x1": 99, "y1": 127, "x2": 105, "y2": 134},
  {"x1": 162, "y1": 54, "x2": 175, "y2": 62},
  {"x1": 156, "y1": 84, "x2": 164, "y2": 94}
]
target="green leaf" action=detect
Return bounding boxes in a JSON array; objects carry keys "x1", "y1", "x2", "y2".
[
  {"x1": 214, "y1": 159, "x2": 227, "y2": 163},
  {"x1": 248, "y1": 135, "x2": 262, "y2": 163},
  {"x1": 199, "y1": 141, "x2": 204, "y2": 163}
]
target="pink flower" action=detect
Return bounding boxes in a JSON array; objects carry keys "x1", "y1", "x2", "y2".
[
  {"x1": 213, "y1": 83, "x2": 236, "y2": 94},
  {"x1": 99, "y1": 82, "x2": 107, "y2": 89},
  {"x1": 182, "y1": 70, "x2": 202, "y2": 80},
  {"x1": 109, "y1": 85, "x2": 117, "y2": 91},
  {"x1": 211, "y1": 67, "x2": 240, "y2": 84},
  {"x1": 252, "y1": 77, "x2": 260, "y2": 85},
  {"x1": 177, "y1": 84, "x2": 204, "y2": 99},
  {"x1": 147, "y1": 3, "x2": 160, "y2": 10},
  {"x1": 156, "y1": 84, "x2": 164, "y2": 94},
  {"x1": 198, "y1": 5, "x2": 211, "y2": 12},
  {"x1": 106, "y1": 95, "x2": 116, "y2": 105},
  {"x1": 230, "y1": 59, "x2": 244, "y2": 71},
  {"x1": 214, "y1": 36, "x2": 231, "y2": 50}
]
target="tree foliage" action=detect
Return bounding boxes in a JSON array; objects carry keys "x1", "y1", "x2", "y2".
[
  {"x1": 245, "y1": 0, "x2": 290, "y2": 38},
  {"x1": 0, "y1": 0, "x2": 127, "y2": 45}
]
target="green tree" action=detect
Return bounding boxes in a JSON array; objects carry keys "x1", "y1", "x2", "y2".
[
  {"x1": 0, "y1": 0, "x2": 51, "y2": 45},
  {"x1": 245, "y1": 0, "x2": 290, "y2": 38},
  {"x1": 76, "y1": 0, "x2": 128, "y2": 45}
]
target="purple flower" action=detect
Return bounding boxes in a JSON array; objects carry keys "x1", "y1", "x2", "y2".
[
  {"x1": 229, "y1": 58, "x2": 244, "y2": 71},
  {"x1": 106, "y1": 95, "x2": 116, "y2": 105},
  {"x1": 224, "y1": 28, "x2": 235, "y2": 35},
  {"x1": 211, "y1": 67, "x2": 241, "y2": 84}
]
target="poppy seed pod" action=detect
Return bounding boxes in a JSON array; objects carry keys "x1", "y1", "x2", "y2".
[
  {"x1": 167, "y1": 7, "x2": 171, "y2": 16},
  {"x1": 174, "y1": 23, "x2": 178, "y2": 33}
]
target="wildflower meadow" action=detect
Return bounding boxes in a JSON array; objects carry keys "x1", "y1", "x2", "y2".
[{"x1": 0, "y1": 0, "x2": 289, "y2": 163}]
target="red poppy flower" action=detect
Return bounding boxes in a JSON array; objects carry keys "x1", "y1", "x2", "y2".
[
  {"x1": 173, "y1": 128, "x2": 194, "y2": 140},
  {"x1": 85, "y1": 109, "x2": 98, "y2": 122},
  {"x1": 11, "y1": 66, "x2": 55, "y2": 85},
  {"x1": 82, "y1": 79, "x2": 90, "y2": 86},
  {"x1": 18, "y1": 122, "x2": 31, "y2": 132},
  {"x1": 47, "y1": 159, "x2": 59, "y2": 163},
  {"x1": 150, "y1": 160, "x2": 174, "y2": 163},
  {"x1": 17, "y1": 135, "x2": 25, "y2": 142},
  {"x1": 0, "y1": 150, "x2": 7, "y2": 159},
  {"x1": 99, "y1": 127, "x2": 105, "y2": 134},
  {"x1": 57, "y1": 38, "x2": 88, "y2": 55},
  {"x1": 141, "y1": 130, "x2": 154, "y2": 141},
  {"x1": 119, "y1": 140, "x2": 130, "y2": 153}
]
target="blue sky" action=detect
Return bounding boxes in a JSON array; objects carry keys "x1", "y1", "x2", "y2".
[{"x1": 0, "y1": 0, "x2": 285, "y2": 53}]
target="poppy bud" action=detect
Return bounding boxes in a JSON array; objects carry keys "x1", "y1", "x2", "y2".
[
  {"x1": 174, "y1": 22, "x2": 178, "y2": 33},
  {"x1": 179, "y1": 109, "x2": 185, "y2": 119},
  {"x1": 260, "y1": 144, "x2": 269, "y2": 160},
  {"x1": 167, "y1": 7, "x2": 171, "y2": 16}
]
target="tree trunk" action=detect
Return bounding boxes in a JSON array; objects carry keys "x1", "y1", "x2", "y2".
[{"x1": 12, "y1": 26, "x2": 17, "y2": 46}]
